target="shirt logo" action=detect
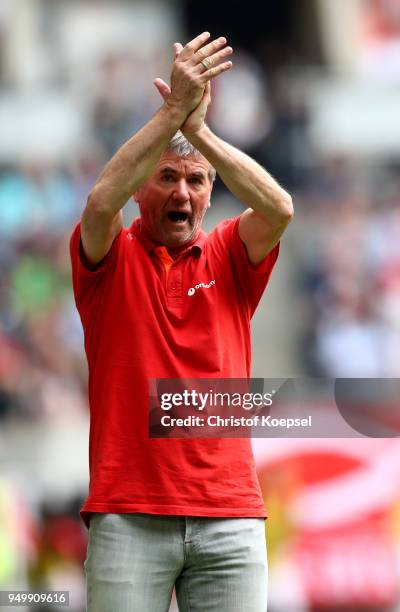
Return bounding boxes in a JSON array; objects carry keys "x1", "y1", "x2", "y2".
[{"x1": 188, "y1": 279, "x2": 216, "y2": 296}]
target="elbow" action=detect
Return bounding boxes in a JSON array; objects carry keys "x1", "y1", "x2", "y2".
[
  {"x1": 86, "y1": 187, "x2": 113, "y2": 217},
  {"x1": 278, "y1": 193, "x2": 294, "y2": 224},
  {"x1": 87, "y1": 186, "x2": 104, "y2": 211}
]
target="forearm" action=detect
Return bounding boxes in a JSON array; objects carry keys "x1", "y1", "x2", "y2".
[
  {"x1": 89, "y1": 103, "x2": 187, "y2": 215},
  {"x1": 188, "y1": 125, "x2": 293, "y2": 222}
]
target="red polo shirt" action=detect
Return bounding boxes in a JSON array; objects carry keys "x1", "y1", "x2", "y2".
[{"x1": 70, "y1": 216, "x2": 279, "y2": 528}]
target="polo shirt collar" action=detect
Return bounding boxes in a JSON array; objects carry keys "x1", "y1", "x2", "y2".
[{"x1": 130, "y1": 218, "x2": 206, "y2": 257}]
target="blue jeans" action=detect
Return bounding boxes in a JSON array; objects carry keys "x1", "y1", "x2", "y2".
[{"x1": 84, "y1": 513, "x2": 268, "y2": 611}]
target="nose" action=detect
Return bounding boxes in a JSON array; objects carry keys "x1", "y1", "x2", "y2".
[{"x1": 172, "y1": 179, "x2": 190, "y2": 203}]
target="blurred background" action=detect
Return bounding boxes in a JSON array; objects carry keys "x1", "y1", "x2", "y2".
[{"x1": 1, "y1": 0, "x2": 400, "y2": 610}]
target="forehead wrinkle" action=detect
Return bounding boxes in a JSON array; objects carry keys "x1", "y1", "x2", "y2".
[
  {"x1": 159, "y1": 153, "x2": 210, "y2": 173},
  {"x1": 159, "y1": 165, "x2": 207, "y2": 180}
]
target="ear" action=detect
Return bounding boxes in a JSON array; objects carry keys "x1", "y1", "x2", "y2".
[{"x1": 208, "y1": 180, "x2": 214, "y2": 205}]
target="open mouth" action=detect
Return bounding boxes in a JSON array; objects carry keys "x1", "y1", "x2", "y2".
[{"x1": 167, "y1": 211, "x2": 189, "y2": 224}]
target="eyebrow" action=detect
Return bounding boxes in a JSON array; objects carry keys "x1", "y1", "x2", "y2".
[
  {"x1": 159, "y1": 167, "x2": 206, "y2": 179},
  {"x1": 160, "y1": 167, "x2": 178, "y2": 175}
]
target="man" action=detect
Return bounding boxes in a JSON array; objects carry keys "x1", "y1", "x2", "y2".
[{"x1": 70, "y1": 32, "x2": 293, "y2": 612}]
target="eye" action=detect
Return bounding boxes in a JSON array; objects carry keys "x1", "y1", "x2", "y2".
[
  {"x1": 189, "y1": 177, "x2": 202, "y2": 184},
  {"x1": 162, "y1": 174, "x2": 175, "y2": 182}
]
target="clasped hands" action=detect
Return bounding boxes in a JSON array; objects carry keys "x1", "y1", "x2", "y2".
[{"x1": 154, "y1": 32, "x2": 233, "y2": 136}]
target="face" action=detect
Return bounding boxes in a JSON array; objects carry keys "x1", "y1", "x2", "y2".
[{"x1": 135, "y1": 153, "x2": 213, "y2": 248}]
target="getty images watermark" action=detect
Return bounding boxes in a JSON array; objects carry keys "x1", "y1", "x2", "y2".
[
  {"x1": 158, "y1": 388, "x2": 311, "y2": 430},
  {"x1": 149, "y1": 378, "x2": 400, "y2": 438}
]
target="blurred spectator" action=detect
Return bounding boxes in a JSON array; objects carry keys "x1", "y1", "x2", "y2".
[
  {"x1": 209, "y1": 49, "x2": 272, "y2": 149},
  {"x1": 360, "y1": 0, "x2": 400, "y2": 80},
  {"x1": 91, "y1": 50, "x2": 162, "y2": 157},
  {"x1": 0, "y1": 161, "x2": 76, "y2": 240},
  {"x1": 28, "y1": 497, "x2": 87, "y2": 612},
  {"x1": 292, "y1": 158, "x2": 400, "y2": 377}
]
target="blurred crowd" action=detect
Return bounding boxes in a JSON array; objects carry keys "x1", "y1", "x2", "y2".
[
  {"x1": 0, "y1": 48, "x2": 158, "y2": 427},
  {"x1": 294, "y1": 157, "x2": 400, "y2": 378}
]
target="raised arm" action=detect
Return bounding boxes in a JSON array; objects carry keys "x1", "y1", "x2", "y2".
[
  {"x1": 81, "y1": 103, "x2": 185, "y2": 266},
  {"x1": 153, "y1": 55, "x2": 293, "y2": 266},
  {"x1": 81, "y1": 32, "x2": 232, "y2": 265},
  {"x1": 187, "y1": 126, "x2": 293, "y2": 265}
]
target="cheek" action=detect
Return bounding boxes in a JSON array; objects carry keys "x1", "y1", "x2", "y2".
[
  {"x1": 140, "y1": 197, "x2": 163, "y2": 220},
  {"x1": 193, "y1": 199, "x2": 210, "y2": 218},
  {"x1": 192, "y1": 190, "x2": 210, "y2": 208}
]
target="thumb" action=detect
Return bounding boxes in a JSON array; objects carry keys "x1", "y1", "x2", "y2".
[
  {"x1": 201, "y1": 81, "x2": 212, "y2": 105},
  {"x1": 173, "y1": 42, "x2": 183, "y2": 58},
  {"x1": 153, "y1": 78, "x2": 171, "y2": 101}
]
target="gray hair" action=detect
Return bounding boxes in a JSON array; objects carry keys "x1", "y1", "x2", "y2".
[{"x1": 166, "y1": 131, "x2": 216, "y2": 183}]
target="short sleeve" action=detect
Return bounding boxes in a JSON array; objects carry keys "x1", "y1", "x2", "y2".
[
  {"x1": 69, "y1": 222, "x2": 123, "y2": 306},
  {"x1": 212, "y1": 217, "x2": 280, "y2": 317}
]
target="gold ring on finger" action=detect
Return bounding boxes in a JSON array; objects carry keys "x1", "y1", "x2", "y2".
[{"x1": 201, "y1": 59, "x2": 210, "y2": 70}]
